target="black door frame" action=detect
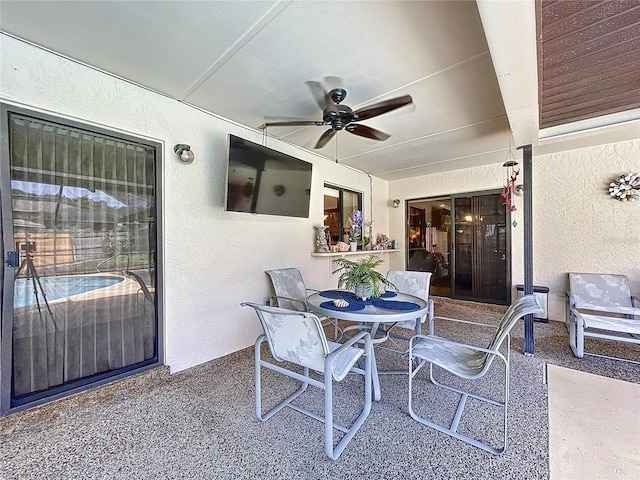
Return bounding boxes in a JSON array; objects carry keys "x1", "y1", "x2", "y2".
[
  {"x1": 0, "y1": 103, "x2": 164, "y2": 416},
  {"x1": 405, "y1": 188, "x2": 512, "y2": 305}
]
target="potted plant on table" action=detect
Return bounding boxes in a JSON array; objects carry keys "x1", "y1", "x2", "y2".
[{"x1": 331, "y1": 255, "x2": 396, "y2": 300}]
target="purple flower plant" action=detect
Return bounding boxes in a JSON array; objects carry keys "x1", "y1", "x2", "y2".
[
  {"x1": 349, "y1": 210, "x2": 363, "y2": 242},
  {"x1": 351, "y1": 210, "x2": 363, "y2": 229}
]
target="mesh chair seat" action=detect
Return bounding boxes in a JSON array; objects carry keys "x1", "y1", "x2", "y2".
[
  {"x1": 408, "y1": 295, "x2": 543, "y2": 455},
  {"x1": 411, "y1": 336, "x2": 488, "y2": 378}
]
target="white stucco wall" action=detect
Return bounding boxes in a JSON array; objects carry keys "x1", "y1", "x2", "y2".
[
  {"x1": 389, "y1": 140, "x2": 640, "y2": 321},
  {"x1": 0, "y1": 35, "x2": 391, "y2": 373},
  {"x1": 2, "y1": 34, "x2": 638, "y2": 375}
]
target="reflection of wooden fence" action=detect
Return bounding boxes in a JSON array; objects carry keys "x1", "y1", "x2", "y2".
[
  {"x1": 14, "y1": 232, "x2": 74, "y2": 267},
  {"x1": 14, "y1": 231, "x2": 150, "y2": 276}
]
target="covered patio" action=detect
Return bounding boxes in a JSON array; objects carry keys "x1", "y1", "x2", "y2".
[
  {"x1": 1, "y1": 298, "x2": 638, "y2": 478},
  {"x1": 0, "y1": 1, "x2": 639, "y2": 477}
]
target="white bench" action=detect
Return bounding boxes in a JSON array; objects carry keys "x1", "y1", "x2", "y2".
[{"x1": 566, "y1": 273, "x2": 640, "y2": 362}]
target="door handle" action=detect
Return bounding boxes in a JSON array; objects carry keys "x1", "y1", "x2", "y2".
[{"x1": 5, "y1": 251, "x2": 20, "y2": 267}]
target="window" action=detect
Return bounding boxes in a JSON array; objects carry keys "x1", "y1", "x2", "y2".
[{"x1": 323, "y1": 184, "x2": 362, "y2": 245}]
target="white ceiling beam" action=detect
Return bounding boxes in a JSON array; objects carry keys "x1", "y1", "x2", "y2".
[{"x1": 476, "y1": 0, "x2": 540, "y2": 147}]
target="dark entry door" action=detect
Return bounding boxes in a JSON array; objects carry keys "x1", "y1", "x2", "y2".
[{"x1": 452, "y1": 192, "x2": 510, "y2": 303}]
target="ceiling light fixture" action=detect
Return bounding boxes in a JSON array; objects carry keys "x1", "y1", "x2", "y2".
[{"x1": 174, "y1": 144, "x2": 194, "y2": 164}]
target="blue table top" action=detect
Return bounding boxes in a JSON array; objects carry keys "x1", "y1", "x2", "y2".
[{"x1": 308, "y1": 289, "x2": 428, "y2": 323}]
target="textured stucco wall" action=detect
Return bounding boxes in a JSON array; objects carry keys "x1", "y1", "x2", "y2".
[
  {"x1": 1, "y1": 33, "x2": 638, "y2": 373},
  {"x1": 0, "y1": 35, "x2": 391, "y2": 373},
  {"x1": 389, "y1": 140, "x2": 640, "y2": 321},
  {"x1": 526, "y1": 140, "x2": 640, "y2": 320}
]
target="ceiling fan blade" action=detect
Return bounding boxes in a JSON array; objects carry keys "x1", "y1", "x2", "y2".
[
  {"x1": 353, "y1": 94, "x2": 413, "y2": 121},
  {"x1": 305, "y1": 81, "x2": 328, "y2": 110},
  {"x1": 314, "y1": 128, "x2": 337, "y2": 149},
  {"x1": 346, "y1": 123, "x2": 390, "y2": 141},
  {"x1": 306, "y1": 76, "x2": 344, "y2": 109},
  {"x1": 259, "y1": 120, "x2": 324, "y2": 129}
]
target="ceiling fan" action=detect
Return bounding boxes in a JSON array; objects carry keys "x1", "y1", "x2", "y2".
[{"x1": 258, "y1": 80, "x2": 413, "y2": 149}]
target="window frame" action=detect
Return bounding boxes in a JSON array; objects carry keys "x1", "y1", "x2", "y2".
[
  {"x1": 0, "y1": 102, "x2": 164, "y2": 416},
  {"x1": 323, "y1": 183, "x2": 363, "y2": 245}
]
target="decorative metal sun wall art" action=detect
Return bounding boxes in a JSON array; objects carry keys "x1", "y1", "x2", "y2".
[{"x1": 608, "y1": 173, "x2": 639, "y2": 202}]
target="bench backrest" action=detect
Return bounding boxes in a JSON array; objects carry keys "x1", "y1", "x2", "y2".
[{"x1": 569, "y1": 273, "x2": 633, "y2": 308}]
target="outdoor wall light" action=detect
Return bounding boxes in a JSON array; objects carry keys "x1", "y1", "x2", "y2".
[
  {"x1": 174, "y1": 144, "x2": 194, "y2": 164},
  {"x1": 392, "y1": 199, "x2": 400, "y2": 208}
]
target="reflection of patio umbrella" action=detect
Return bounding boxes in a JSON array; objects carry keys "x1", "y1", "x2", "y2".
[
  {"x1": 11, "y1": 180, "x2": 128, "y2": 208},
  {"x1": 12, "y1": 219, "x2": 46, "y2": 228},
  {"x1": 10, "y1": 180, "x2": 153, "y2": 230}
]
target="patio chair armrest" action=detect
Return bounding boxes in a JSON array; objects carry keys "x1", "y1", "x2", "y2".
[
  {"x1": 325, "y1": 331, "x2": 372, "y2": 377},
  {"x1": 574, "y1": 303, "x2": 640, "y2": 317},
  {"x1": 566, "y1": 291, "x2": 575, "y2": 324},
  {"x1": 334, "y1": 330, "x2": 372, "y2": 352},
  {"x1": 409, "y1": 334, "x2": 507, "y2": 364},
  {"x1": 267, "y1": 295, "x2": 308, "y2": 309}
]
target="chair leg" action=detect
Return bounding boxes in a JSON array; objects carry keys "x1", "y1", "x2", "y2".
[
  {"x1": 408, "y1": 357, "x2": 509, "y2": 455},
  {"x1": 255, "y1": 335, "x2": 309, "y2": 421},
  {"x1": 255, "y1": 334, "x2": 372, "y2": 460},
  {"x1": 568, "y1": 315, "x2": 584, "y2": 358},
  {"x1": 325, "y1": 342, "x2": 372, "y2": 460}
]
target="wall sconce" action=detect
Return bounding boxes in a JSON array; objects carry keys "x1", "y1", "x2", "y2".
[
  {"x1": 392, "y1": 199, "x2": 400, "y2": 208},
  {"x1": 174, "y1": 144, "x2": 194, "y2": 164}
]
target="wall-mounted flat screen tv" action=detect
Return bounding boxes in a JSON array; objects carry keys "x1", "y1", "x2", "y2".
[{"x1": 225, "y1": 134, "x2": 313, "y2": 218}]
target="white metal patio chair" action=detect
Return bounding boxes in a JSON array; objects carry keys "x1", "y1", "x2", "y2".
[
  {"x1": 265, "y1": 267, "x2": 340, "y2": 340},
  {"x1": 566, "y1": 272, "x2": 640, "y2": 361},
  {"x1": 408, "y1": 295, "x2": 542, "y2": 455},
  {"x1": 382, "y1": 270, "x2": 434, "y2": 346},
  {"x1": 241, "y1": 302, "x2": 372, "y2": 460}
]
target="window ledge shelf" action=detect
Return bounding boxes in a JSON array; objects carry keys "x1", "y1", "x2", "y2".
[{"x1": 311, "y1": 249, "x2": 400, "y2": 257}]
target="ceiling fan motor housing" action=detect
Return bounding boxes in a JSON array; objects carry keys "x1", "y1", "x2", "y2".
[{"x1": 323, "y1": 103, "x2": 354, "y2": 130}]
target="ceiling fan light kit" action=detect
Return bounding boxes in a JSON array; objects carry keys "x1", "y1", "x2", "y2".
[{"x1": 259, "y1": 79, "x2": 413, "y2": 149}]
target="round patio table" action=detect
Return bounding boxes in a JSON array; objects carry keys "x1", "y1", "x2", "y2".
[{"x1": 307, "y1": 289, "x2": 428, "y2": 401}]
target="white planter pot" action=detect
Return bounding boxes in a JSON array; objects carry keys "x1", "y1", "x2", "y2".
[
  {"x1": 350, "y1": 242, "x2": 357, "y2": 252},
  {"x1": 355, "y1": 283, "x2": 372, "y2": 301}
]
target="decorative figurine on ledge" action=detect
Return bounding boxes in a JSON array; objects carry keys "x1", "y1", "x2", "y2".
[{"x1": 314, "y1": 225, "x2": 330, "y2": 253}]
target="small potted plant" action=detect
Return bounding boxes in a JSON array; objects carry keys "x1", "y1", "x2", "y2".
[{"x1": 331, "y1": 255, "x2": 396, "y2": 300}]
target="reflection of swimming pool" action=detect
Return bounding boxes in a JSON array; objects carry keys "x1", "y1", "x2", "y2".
[{"x1": 13, "y1": 275, "x2": 124, "y2": 308}]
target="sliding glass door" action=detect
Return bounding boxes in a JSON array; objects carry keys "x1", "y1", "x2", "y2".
[
  {"x1": 406, "y1": 190, "x2": 510, "y2": 304},
  {"x1": 452, "y1": 192, "x2": 510, "y2": 303},
  {"x1": 1, "y1": 105, "x2": 162, "y2": 414}
]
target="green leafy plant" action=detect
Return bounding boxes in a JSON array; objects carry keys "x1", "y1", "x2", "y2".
[{"x1": 331, "y1": 255, "x2": 396, "y2": 298}]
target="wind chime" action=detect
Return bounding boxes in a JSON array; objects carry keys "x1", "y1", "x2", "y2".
[{"x1": 501, "y1": 140, "x2": 520, "y2": 226}]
